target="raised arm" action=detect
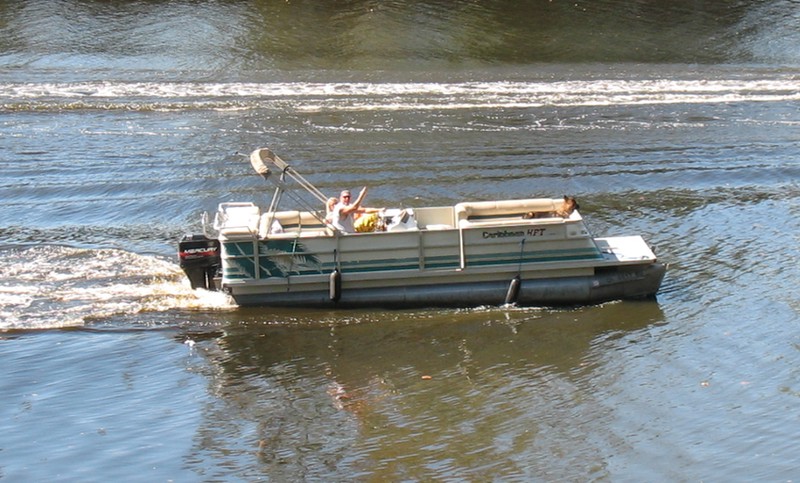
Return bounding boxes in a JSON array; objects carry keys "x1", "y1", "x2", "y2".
[{"x1": 340, "y1": 187, "x2": 368, "y2": 216}]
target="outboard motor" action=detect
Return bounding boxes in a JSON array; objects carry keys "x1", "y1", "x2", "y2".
[{"x1": 178, "y1": 234, "x2": 221, "y2": 290}]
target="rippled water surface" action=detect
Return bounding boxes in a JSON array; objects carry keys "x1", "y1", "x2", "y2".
[{"x1": 1, "y1": 1, "x2": 799, "y2": 480}]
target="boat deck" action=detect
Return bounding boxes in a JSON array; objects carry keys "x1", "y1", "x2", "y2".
[{"x1": 595, "y1": 236, "x2": 658, "y2": 264}]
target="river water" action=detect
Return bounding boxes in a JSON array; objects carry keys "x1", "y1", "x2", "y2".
[{"x1": 2, "y1": 1, "x2": 799, "y2": 481}]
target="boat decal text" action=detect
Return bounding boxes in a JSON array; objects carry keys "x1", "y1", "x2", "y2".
[{"x1": 482, "y1": 228, "x2": 546, "y2": 239}]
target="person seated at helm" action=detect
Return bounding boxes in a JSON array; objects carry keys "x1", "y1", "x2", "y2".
[{"x1": 330, "y1": 187, "x2": 383, "y2": 233}]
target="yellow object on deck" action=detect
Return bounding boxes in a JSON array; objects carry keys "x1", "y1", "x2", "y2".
[{"x1": 354, "y1": 212, "x2": 379, "y2": 233}]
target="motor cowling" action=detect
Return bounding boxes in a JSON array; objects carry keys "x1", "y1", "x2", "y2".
[{"x1": 178, "y1": 234, "x2": 221, "y2": 290}]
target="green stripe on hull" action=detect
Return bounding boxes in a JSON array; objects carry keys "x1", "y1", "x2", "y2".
[
  {"x1": 221, "y1": 237, "x2": 599, "y2": 283},
  {"x1": 464, "y1": 250, "x2": 603, "y2": 267}
]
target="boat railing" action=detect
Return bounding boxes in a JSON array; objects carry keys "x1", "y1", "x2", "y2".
[{"x1": 453, "y1": 198, "x2": 579, "y2": 268}]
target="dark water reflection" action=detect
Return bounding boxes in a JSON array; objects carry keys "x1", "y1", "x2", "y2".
[
  {"x1": 2, "y1": 0, "x2": 799, "y2": 72},
  {"x1": 184, "y1": 303, "x2": 664, "y2": 479}
]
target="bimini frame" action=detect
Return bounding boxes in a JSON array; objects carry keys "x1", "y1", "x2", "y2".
[{"x1": 249, "y1": 147, "x2": 331, "y2": 233}]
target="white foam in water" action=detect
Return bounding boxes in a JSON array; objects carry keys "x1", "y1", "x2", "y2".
[
  {"x1": 0, "y1": 246, "x2": 236, "y2": 331},
  {"x1": 2, "y1": 78, "x2": 799, "y2": 111}
]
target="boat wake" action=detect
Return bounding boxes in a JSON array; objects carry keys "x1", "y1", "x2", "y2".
[
  {"x1": 2, "y1": 76, "x2": 799, "y2": 113},
  {"x1": 0, "y1": 245, "x2": 235, "y2": 332}
]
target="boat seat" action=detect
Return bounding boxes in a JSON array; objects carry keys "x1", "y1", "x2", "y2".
[
  {"x1": 259, "y1": 210, "x2": 333, "y2": 238},
  {"x1": 455, "y1": 198, "x2": 561, "y2": 228},
  {"x1": 215, "y1": 203, "x2": 261, "y2": 238}
]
